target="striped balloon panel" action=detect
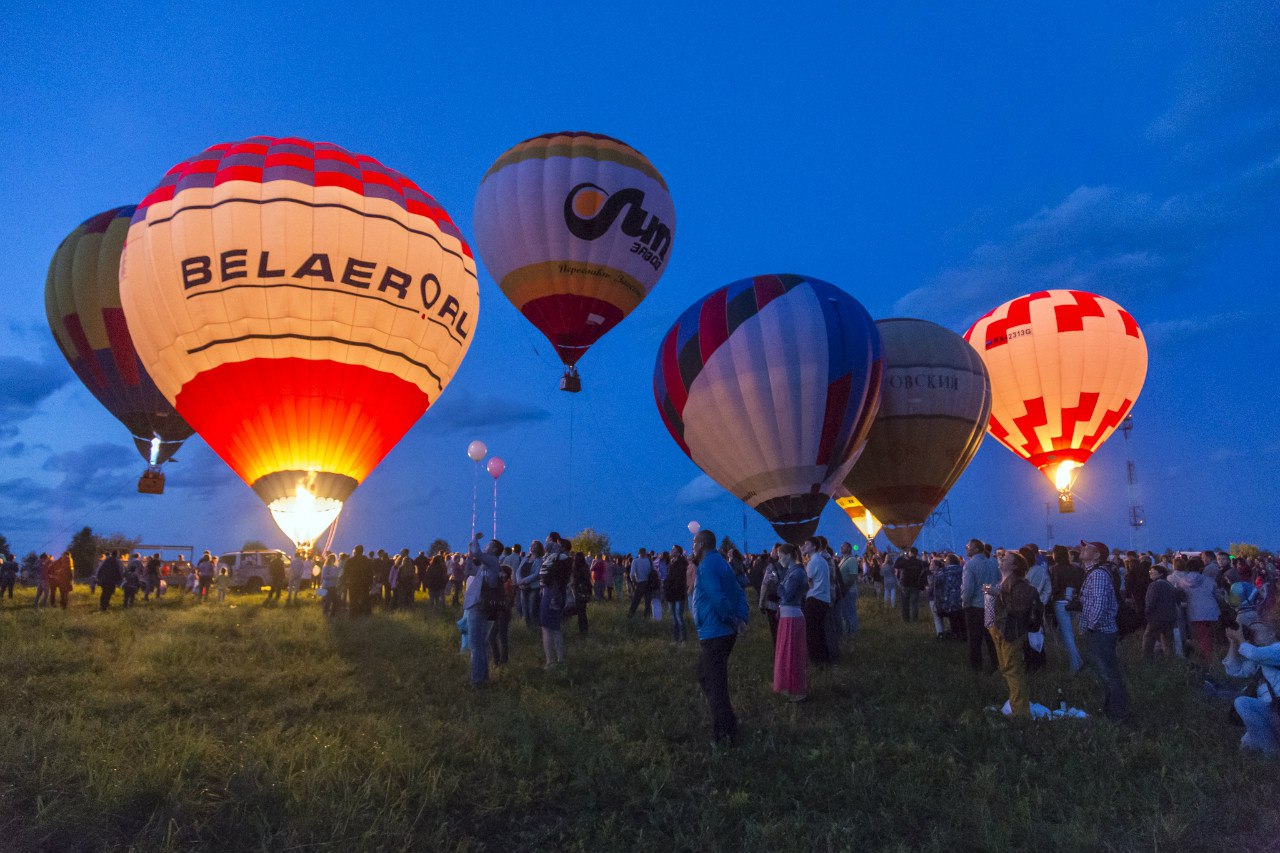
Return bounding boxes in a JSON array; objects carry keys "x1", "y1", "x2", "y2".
[
  {"x1": 963, "y1": 289, "x2": 1146, "y2": 480},
  {"x1": 842, "y1": 318, "x2": 991, "y2": 529},
  {"x1": 120, "y1": 137, "x2": 477, "y2": 502},
  {"x1": 44, "y1": 205, "x2": 194, "y2": 464},
  {"x1": 654, "y1": 275, "x2": 882, "y2": 543},
  {"x1": 474, "y1": 132, "x2": 674, "y2": 366}
]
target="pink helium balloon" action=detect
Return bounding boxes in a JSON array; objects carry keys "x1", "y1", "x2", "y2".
[
  {"x1": 688, "y1": 521, "x2": 700, "y2": 534},
  {"x1": 487, "y1": 457, "x2": 505, "y2": 479},
  {"x1": 467, "y1": 440, "x2": 487, "y2": 462}
]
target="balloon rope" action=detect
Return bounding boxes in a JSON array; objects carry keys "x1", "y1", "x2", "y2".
[
  {"x1": 470, "y1": 461, "x2": 479, "y2": 537},
  {"x1": 492, "y1": 479, "x2": 498, "y2": 540},
  {"x1": 568, "y1": 396, "x2": 575, "y2": 533}
]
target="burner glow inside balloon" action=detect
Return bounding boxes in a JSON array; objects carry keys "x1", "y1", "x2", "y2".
[
  {"x1": 964, "y1": 290, "x2": 1146, "y2": 513},
  {"x1": 120, "y1": 137, "x2": 479, "y2": 548}
]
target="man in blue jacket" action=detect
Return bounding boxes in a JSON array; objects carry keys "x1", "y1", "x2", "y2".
[{"x1": 691, "y1": 528, "x2": 749, "y2": 746}]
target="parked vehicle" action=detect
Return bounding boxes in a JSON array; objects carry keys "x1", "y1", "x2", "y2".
[{"x1": 216, "y1": 551, "x2": 288, "y2": 591}]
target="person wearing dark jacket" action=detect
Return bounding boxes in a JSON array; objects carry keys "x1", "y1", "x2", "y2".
[
  {"x1": 265, "y1": 554, "x2": 287, "y2": 604},
  {"x1": 897, "y1": 549, "x2": 928, "y2": 623},
  {"x1": 571, "y1": 552, "x2": 592, "y2": 635},
  {"x1": 344, "y1": 546, "x2": 374, "y2": 616},
  {"x1": 1143, "y1": 564, "x2": 1181, "y2": 658},
  {"x1": 414, "y1": 550, "x2": 430, "y2": 593},
  {"x1": 425, "y1": 553, "x2": 449, "y2": 607},
  {"x1": 97, "y1": 551, "x2": 124, "y2": 610},
  {"x1": 665, "y1": 546, "x2": 691, "y2": 644}
]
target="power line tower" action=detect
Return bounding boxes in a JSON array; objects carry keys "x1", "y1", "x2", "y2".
[
  {"x1": 1120, "y1": 414, "x2": 1145, "y2": 550},
  {"x1": 923, "y1": 500, "x2": 956, "y2": 553}
]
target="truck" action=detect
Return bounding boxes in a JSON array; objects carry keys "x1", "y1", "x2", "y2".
[{"x1": 216, "y1": 550, "x2": 289, "y2": 591}]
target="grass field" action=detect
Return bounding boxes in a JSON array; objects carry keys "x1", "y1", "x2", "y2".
[{"x1": 0, "y1": 584, "x2": 1276, "y2": 852}]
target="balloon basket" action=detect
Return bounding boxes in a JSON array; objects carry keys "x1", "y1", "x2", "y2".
[
  {"x1": 138, "y1": 469, "x2": 166, "y2": 495},
  {"x1": 559, "y1": 367, "x2": 581, "y2": 393},
  {"x1": 1057, "y1": 492, "x2": 1075, "y2": 514}
]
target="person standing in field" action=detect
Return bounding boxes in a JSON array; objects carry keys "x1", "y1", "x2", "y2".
[
  {"x1": 773, "y1": 543, "x2": 809, "y2": 702},
  {"x1": 0, "y1": 554, "x2": 17, "y2": 599},
  {"x1": 96, "y1": 551, "x2": 123, "y2": 611},
  {"x1": 962, "y1": 538, "x2": 1000, "y2": 674},
  {"x1": 691, "y1": 527, "x2": 749, "y2": 747},
  {"x1": 629, "y1": 548, "x2": 654, "y2": 618},
  {"x1": 990, "y1": 550, "x2": 1038, "y2": 717},
  {"x1": 539, "y1": 533, "x2": 571, "y2": 667},
  {"x1": 665, "y1": 544, "x2": 690, "y2": 645},
  {"x1": 1079, "y1": 539, "x2": 1132, "y2": 723},
  {"x1": 46, "y1": 551, "x2": 73, "y2": 610},
  {"x1": 801, "y1": 537, "x2": 832, "y2": 664},
  {"x1": 759, "y1": 545, "x2": 784, "y2": 646},
  {"x1": 344, "y1": 546, "x2": 373, "y2": 616},
  {"x1": 465, "y1": 532, "x2": 502, "y2": 688},
  {"x1": 216, "y1": 567, "x2": 231, "y2": 603}
]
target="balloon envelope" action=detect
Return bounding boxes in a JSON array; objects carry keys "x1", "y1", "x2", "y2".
[
  {"x1": 474, "y1": 131, "x2": 675, "y2": 370},
  {"x1": 120, "y1": 137, "x2": 478, "y2": 547},
  {"x1": 487, "y1": 457, "x2": 505, "y2": 478},
  {"x1": 841, "y1": 319, "x2": 992, "y2": 547},
  {"x1": 654, "y1": 274, "x2": 882, "y2": 543},
  {"x1": 468, "y1": 440, "x2": 488, "y2": 462},
  {"x1": 45, "y1": 206, "x2": 194, "y2": 466},
  {"x1": 964, "y1": 290, "x2": 1147, "y2": 503}
]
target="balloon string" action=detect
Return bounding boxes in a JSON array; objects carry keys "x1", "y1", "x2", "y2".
[
  {"x1": 492, "y1": 479, "x2": 498, "y2": 540},
  {"x1": 567, "y1": 396, "x2": 575, "y2": 533},
  {"x1": 584, "y1": 393, "x2": 649, "y2": 522},
  {"x1": 470, "y1": 461, "x2": 479, "y2": 537}
]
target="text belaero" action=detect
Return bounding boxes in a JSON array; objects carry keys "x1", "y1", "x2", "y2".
[{"x1": 179, "y1": 250, "x2": 471, "y2": 339}]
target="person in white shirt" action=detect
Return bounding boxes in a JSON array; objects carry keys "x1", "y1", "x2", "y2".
[{"x1": 801, "y1": 536, "x2": 832, "y2": 664}]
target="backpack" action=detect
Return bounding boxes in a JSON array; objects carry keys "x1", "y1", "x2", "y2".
[
  {"x1": 1087, "y1": 566, "x2": 1142, "y2": 638},
  {"x1": 480, "y1": 575, "x2": 506, "y2": 620}
]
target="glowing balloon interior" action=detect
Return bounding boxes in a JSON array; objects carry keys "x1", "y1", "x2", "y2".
[
  {"x1": 834, "y1": 493, "x2": 882, "y2": 542},
  {"x1": 269, "y1": 484, "x2": 343, "y2": 550},
  {"x1": 119, "y1": 137, "x2": 478, "y2": 546},
  {"x1": 654, "y1": 274, "x2": 883, "y2": 544},
  {"x1": 964, "y1": 290, "x2": 1146, "y2": 513}
]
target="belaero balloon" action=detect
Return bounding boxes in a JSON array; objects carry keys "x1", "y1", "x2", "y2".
[
  {"x1": 474, "y1": 132, "x2": 674, "y2": 391},
  {"x1": 45, "y1": 206, "x2": 195, "y2": 489},
  {"x1": 964, "y1": 290, "x2": 1147, "y2": 512},
  {"x1": 841, "y1": 319, "x2": 991, "y2": 548},
  {"x1": 654, "y1": 274, "x2": 882, "y2": 543},
  {"x1": 120, "y1": 137, "x2": 478, "y2": 547}
]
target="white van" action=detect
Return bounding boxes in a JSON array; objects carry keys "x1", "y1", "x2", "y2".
[{"x1": 217, "y1": 550, "x2": 288, "y2": 591}]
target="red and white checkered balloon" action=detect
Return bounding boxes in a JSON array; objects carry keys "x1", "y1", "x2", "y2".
[{"x1": 964, "y1": 290, "x2": 1147, "y2": 497}]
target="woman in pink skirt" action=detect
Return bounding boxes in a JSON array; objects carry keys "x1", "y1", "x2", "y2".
[{"x1": 774, "y1": 543, "x2": 810, "y2": 701}]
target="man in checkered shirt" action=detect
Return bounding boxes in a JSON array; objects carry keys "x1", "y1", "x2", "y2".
[{"x1": 1079, "y1": 540, "x2": 1131, "y2": 722}]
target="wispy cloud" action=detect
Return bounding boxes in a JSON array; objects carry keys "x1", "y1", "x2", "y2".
[
  {"x1": 422, "y1": 389, "x2": 552, "y2": 433},
  {"x1": 676, "y1": 473, "x2": 725, "y2": 505},
  {"x1": 0, "y1": 356, "x2": 70, "y2": 423}
]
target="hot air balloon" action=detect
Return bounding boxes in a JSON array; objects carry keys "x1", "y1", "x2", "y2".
[
  {"x1": 841, "y1": 319, "x2": 992, "y2": 548},
  {"x1": 964, "y1": 290, "x2": 1147, "y2": 513},
  {"x1": 119, "y1": 137, "x2": 478, "y2": 549},
  {"x1": 474, "y1": 132, "x2": 675, "y2": 392},
  {"x1": 45, "y1": 205, "x2": 195, "y2": 493},
  {"x1": 654, "y1": 274, "x2": 882, "y2": 543},
  {"x1": 833, "y1": 491, "x2": 883, "y2": 543}
]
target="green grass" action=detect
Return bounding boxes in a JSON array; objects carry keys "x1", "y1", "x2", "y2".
[{"x1": 0, "y1": 585, "x2": 1275, "y2": 852}]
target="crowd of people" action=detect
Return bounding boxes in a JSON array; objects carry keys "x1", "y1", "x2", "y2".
[{"x1": 3, "y1": 535, "x2": 1277, "y2": 755}]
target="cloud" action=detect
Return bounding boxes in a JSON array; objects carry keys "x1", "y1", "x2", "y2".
[
  {"x1": 675, "y1": 473, "x2": 726, "y2": 505},
  {"x1": 1142, "y1": 311, "x2": 1252, "y2": 347},
  {"x1": 37, "y1": 442, "x2": 137, "y2": 509},
  {"x1": 422, "y1": 389, "x2": 552, "y2": 433},
  {"x1": 0, "y1": 356, "x2": 70, "y2": 422},
  {"x1": 894, "y1": 161, "x2": 1278, "y2": 327}
]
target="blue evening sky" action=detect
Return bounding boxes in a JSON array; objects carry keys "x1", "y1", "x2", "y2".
[{"x1": 0, "y1": 2, "x2": 1276, "y2": 557}]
